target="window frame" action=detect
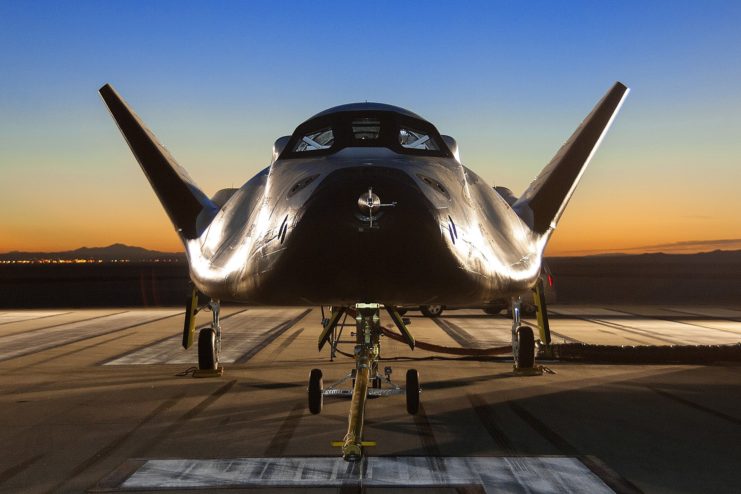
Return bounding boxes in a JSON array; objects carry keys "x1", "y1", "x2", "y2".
[{"x1": 278, "y1": 111, "x2": 453, "y2": 160}]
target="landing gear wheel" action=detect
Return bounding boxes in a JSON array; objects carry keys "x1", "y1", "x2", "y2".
[
  {"x1": 516, "y1": 326, "x2": 535, "y2": 368},
  {"x1": 308, "y1": 368, "x2": 323, "y2": 415},
  {"x1": 396, "y1": 308, "x2": 408, "y2": 316},
  {"x1": 483, "y1": 307, "x2": 502, "y2": 315},
  {"x1": 405, "y1": 369, "x2": 420, "y2": 415},
  {"x1": 420, "y1": 305, "x2": 444, "y2": 318},
  {"x1": 197, "y1": 328, "x2": 217, "y2": 370}
]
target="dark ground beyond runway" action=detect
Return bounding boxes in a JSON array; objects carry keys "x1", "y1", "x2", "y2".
[{"x1": 0, "y1": 306, "x2": 739, "y2": 493}]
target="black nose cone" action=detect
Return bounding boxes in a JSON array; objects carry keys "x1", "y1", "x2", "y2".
[{"x1": 256, "y1": 166, "x2": 475, "y2": 305}]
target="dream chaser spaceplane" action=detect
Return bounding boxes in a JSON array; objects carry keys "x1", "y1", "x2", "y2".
[{"x1": 100, "y1": 82, "x2": 628, "y2": 459}]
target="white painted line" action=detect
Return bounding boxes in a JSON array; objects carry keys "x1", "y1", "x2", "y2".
[
  {"x1": 110, "y1": 457, "x2": 615, "y2": 493},
  {"x1": 105, "y1": 308, "x2": 307, "y2": 365}
]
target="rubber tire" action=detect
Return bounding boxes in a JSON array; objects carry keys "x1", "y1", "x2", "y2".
[
  {"x1": 406, "y1": 369, "x2": 420, "y2": 415},
  {"x1": 516, "y1": 326, "x2": 535, "y2": 368},
  {"x1": 483, "y1": 307, "x2": 502, "y2": 315},
  {"x1": 308, "y1": 368, "x2": 323, "y2": 415},
  {"x1": 420, "y1": 305, "x2": 444, "y2": 318},
  {"x1": 397, "y1": 308, "x2": 408, "y2": 316},
  {"x1": 197, "y1": 328, "x2": 217, "y2": 370}
]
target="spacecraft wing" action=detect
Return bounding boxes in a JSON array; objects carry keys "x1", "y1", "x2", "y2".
[
  {"x1": 99, "y1": 84, "x2": 217, "y2": 239},
  {"x1": 514, "y1": 82, "x2": 629, "y2": 234}
]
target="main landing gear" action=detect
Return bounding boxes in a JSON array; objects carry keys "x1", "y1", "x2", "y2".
[
  {"x1": 511, "y1": 296, "x2": 537, "y2": 372},
  {"x1": 309, "y1": 303, "x2": 420, "y2": 461},
  {"x1": 197, "y1": 300, "x2": 222, "y2": 372},
  {"x1": 182, "y1": 288, "x2": 223, "y2": 377}
]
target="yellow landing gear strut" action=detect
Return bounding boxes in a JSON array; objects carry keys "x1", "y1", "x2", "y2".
[
  {"x1": 341, "y1": 303, "x2": 381, "y2": 460},
  {"x1": 310, "y1": 303, "x2": 418, "y2": 461}
]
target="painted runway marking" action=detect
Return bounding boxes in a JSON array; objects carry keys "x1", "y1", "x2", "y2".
[
  {"x1": 436, "y1": 307, "x2": 741, "y2": 347},
  {"x1": 549, "y1": 308, "x2": 741, "y2": 346},
  {"x1": 437, "y1": 313, "x2": 580, "y2": 347},
  {"x1": 99, "y1": 457, "x2": 617, "y2": 493},
  {"x1": 105, "y1": 308, "x2": 309, "y2": 365},
  {"x1": 0, "y1": 310, "x2": 68, "y2": 325},
  {"x1": 0, "y1": 310, "x2": 180, "y2": 362}
]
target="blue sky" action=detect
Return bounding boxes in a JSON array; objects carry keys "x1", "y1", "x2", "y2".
[{"x1": 1, "y1": 1, "x2": 740, "y2": 253}]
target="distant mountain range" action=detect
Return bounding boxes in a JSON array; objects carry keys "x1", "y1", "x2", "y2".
[
  {"x1": 551, "y1": 249, "x2": 741, "y2": 261},
  {"x1": 2, "y1": 243, "x2": 740, "y2": 263},
  {"x1": 0, "y1": 243, "x2": 186, "y2": 262}
]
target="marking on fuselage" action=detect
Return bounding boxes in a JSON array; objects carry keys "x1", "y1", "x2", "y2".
[{"x1": 96, "y1": 456, "x2": 619, "y2": 493}]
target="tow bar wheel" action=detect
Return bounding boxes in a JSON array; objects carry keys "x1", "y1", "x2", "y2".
[
  {"x1": 308, "y1": 368, "x2": 323, "y2": 415},
  {"x1": 406, "y1": 369, "x2": 420, "y2": 415}
]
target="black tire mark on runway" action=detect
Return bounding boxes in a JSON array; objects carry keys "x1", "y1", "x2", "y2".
[
  {"x1": 98, "y1": 308, "x2": 249, "y2": 365},
  {"x1": 436, "y1": 317, "x2": 583, "y2": 347},
  {"x1": 608, "y1": 308, "x2": 741, "y2": 338},
  {"x1": 467, "y1": 393, "x2": 516, "y2": 455},
  {"x1": 264, "y1": 402, "x2": 304, "y2": 456},
  {"x1": 571, "y1": 315, "x2": 682, "y2": 345},
  {"x1": 509, "y1": 401, "x2": 643, "y2": 494},
  {"x1": 649, "y1": 387, "x2": 741, "y2": 426},
  {"x1": 508, "y1": 401, "x2": 579, "y2": 455},
  {"x1": 266, "y1": 327, "x2": 304, "y2": 361},
  {"x1": 413, "y1": 403, "x2": 441, "y2": 456},
  {"x1": 133, "y1": 380, "x2": 236, "y2": 456},
  {"x1": 0, "y1": 454, "x2": 44, "y2": 485},
  {"x1": 46, "y1": 393, "x2": 185, "y2": 493},
  {"x1": 664, "y1": 307, "x2": 741, "y2": 323},
  {"x1": 0, "y1": 312, "x2": 182, "y2": 363},
  {"x1": 0, "y1": 310, "x2": 128, "y2": 340},
  {"x1": 434, "y1": 318, "x2": 482, "y2": 348},
  {"x1": 234, "y1": 309, "x2": 312, "y2": 364},
  {"x1": 412, "y1": 404, "x2": 450, "y2": 486},
  {"x1": 6, "y1": 332, "x2": 133, "y2": 378},
  {"x1": 0, "y1": 311, "x2": 72, "y2": 326}
]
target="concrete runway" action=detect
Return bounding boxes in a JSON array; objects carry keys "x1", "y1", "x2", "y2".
[{"x1": 0, "y1": 306, "x2": 739, "y2": 493}]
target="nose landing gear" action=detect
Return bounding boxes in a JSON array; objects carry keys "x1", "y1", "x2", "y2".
[{"x1": 309, "y1": 303, "x2": 420, "y2": 461}]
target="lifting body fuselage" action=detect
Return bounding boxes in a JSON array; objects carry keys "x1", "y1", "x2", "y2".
[{"x1": 186, "y1": 147, "x2": 544, "y2": 306}]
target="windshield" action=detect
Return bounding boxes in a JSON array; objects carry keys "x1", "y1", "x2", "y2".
[
  {"x1": 399, "y1": 128, "x2": 439, "y2": 151},
  {"x1": 283, "y1": 111, "x2": 451, "y2": 159},
  {"x1": 293, "y1": 127, "x2": 334, "y2": 152}
]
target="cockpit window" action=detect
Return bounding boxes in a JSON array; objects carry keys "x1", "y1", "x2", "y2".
[
  {"x1": 351, "y1": 118, "x2": 381, "y2": 141},
  {"x1": 279, "y1": 110, "x2": 453, "y2": 160},
  {"x1": 399, "y1": 128, "x2": 439, "y2": 150},
  {"x1": 293, "y1": 127, "x2": 334, "y2": 152}
]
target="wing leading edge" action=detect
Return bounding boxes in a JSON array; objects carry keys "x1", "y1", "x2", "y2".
[{"x1": 99, "y1": 84, "x2": 217, "y2": 240}]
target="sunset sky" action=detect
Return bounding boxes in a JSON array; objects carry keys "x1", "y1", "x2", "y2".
[{"x1": 1, "y1": 1, "x2": 740, "y2": 256}]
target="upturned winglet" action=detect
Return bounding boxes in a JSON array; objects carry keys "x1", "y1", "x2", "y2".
[
  {"x1": 99, "y1": 84, "x2": 217, "y2": 239},
  {"x1": 513, "y1": 82, "x2": 629, "y2": 235}
]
